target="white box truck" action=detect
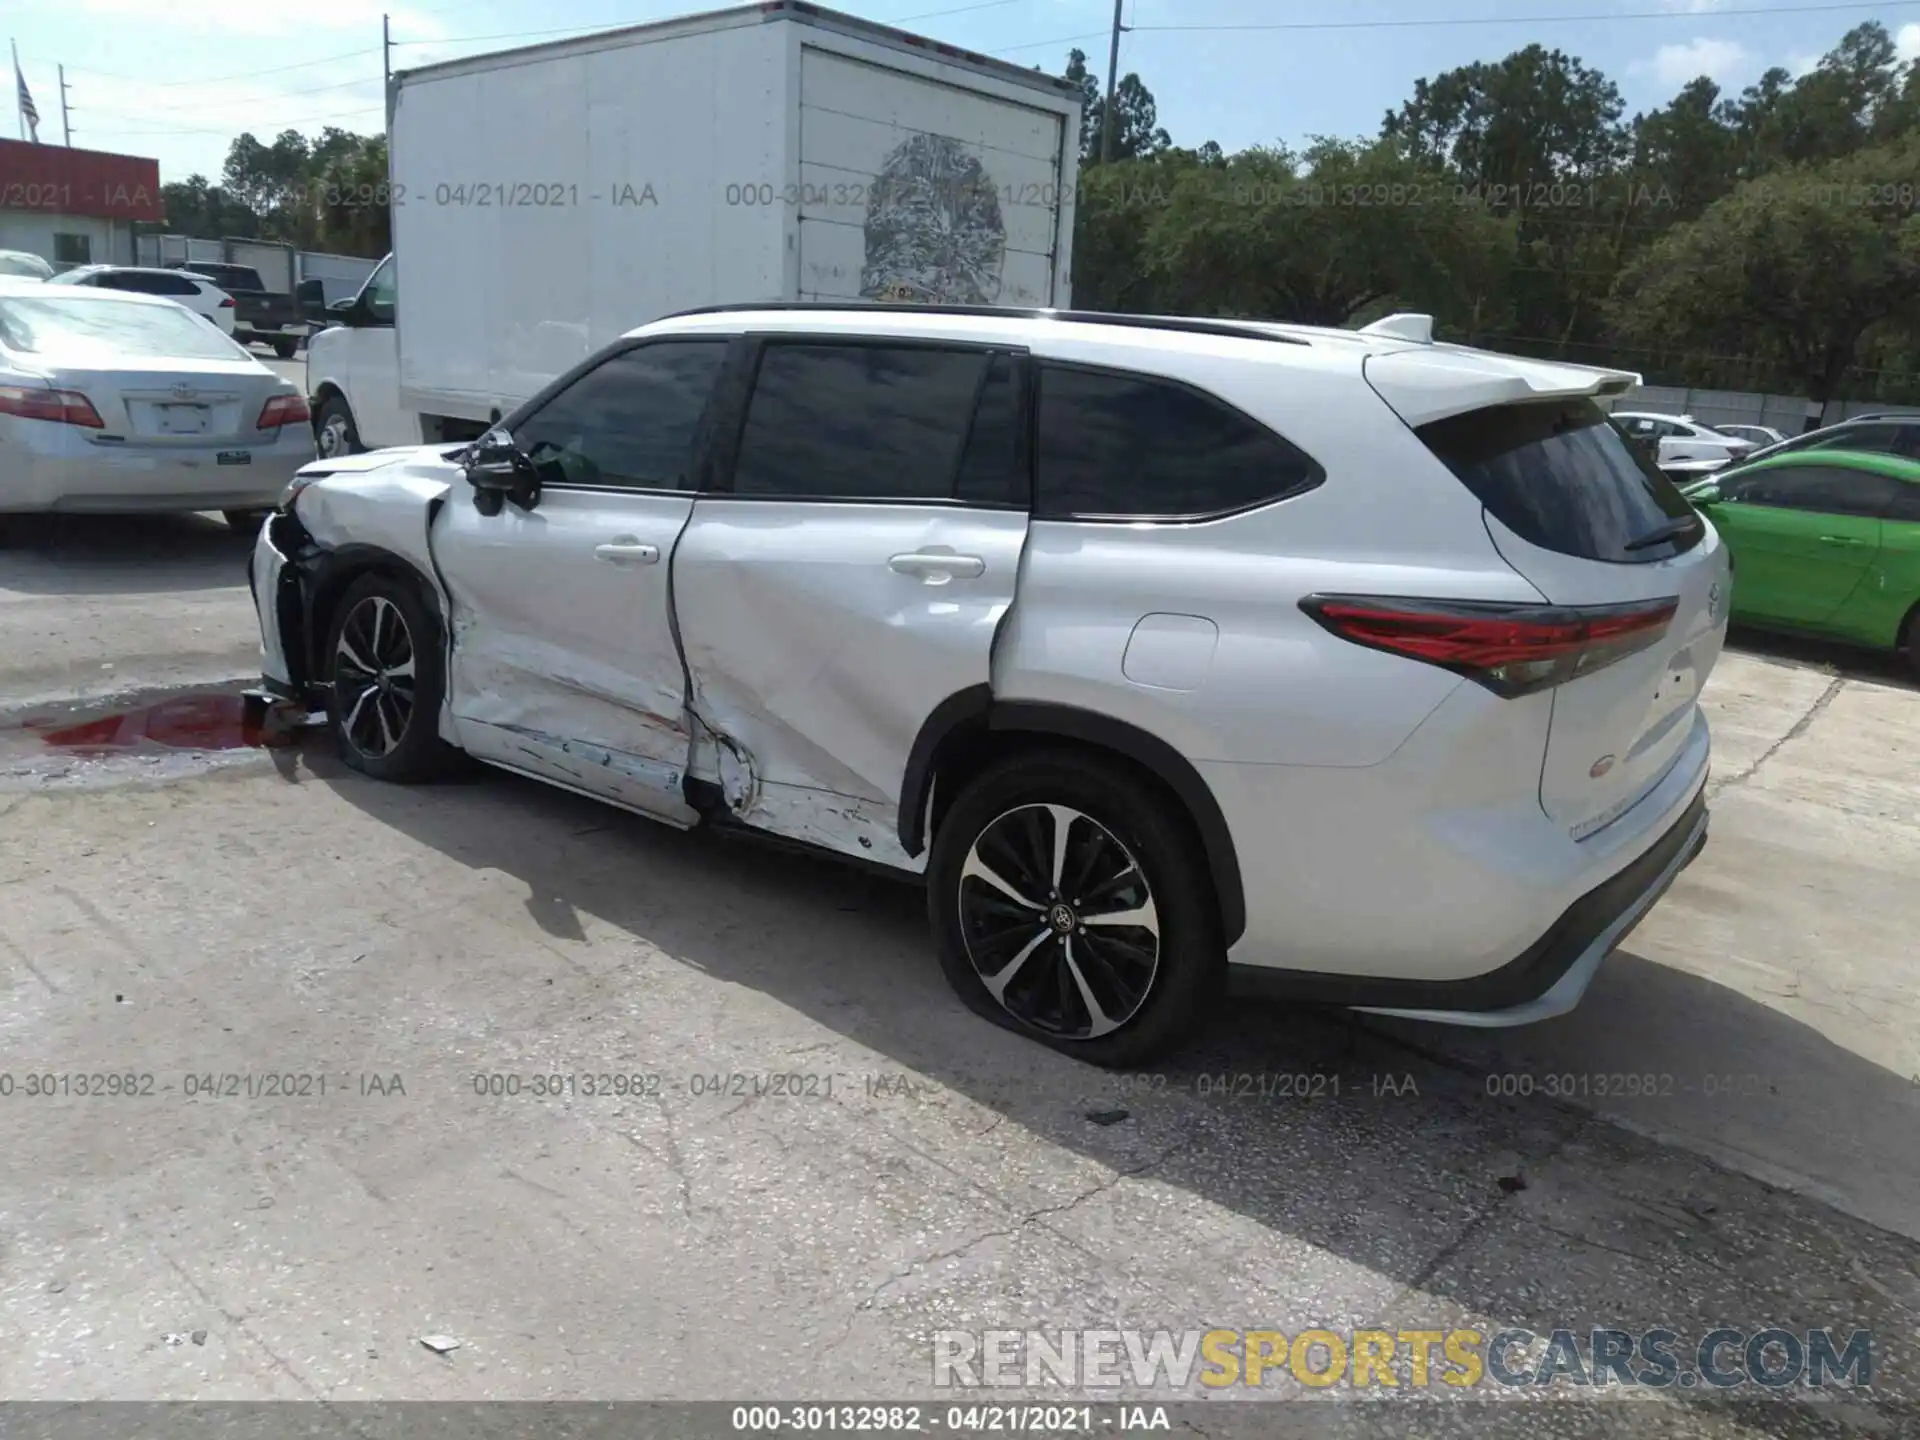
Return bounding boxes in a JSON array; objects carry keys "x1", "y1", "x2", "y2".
[{"x1": 306, "y1": 0, "x2": 1082, "y2": 455}]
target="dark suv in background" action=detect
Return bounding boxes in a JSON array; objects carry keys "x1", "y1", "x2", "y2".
[{"x1": 1740, "y1": 413, "x2": 1920, "y2": 465}]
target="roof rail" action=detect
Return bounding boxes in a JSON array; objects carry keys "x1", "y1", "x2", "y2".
[{"x1": 658, "y1": 301, "x2": 1311, "y2": 347}]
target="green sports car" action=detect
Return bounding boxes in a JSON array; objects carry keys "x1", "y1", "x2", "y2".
[{"x1": 1679, "y1": 448, "x2": 1920, "y2": 674}]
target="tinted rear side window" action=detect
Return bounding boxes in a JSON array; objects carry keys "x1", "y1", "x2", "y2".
[
  {"x1": 732, "y1": 343, "x2": 988, "y2": 501},
  {"x1": 1417, "y1": 399, "x2": 1699, "y2": 563},
  {"x1": 1035, "y1": 365, "x2": 1322, "y2": 520}
]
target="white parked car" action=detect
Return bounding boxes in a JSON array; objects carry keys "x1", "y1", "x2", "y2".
[
  {"x1": 57, "y1": 264, "x2": 237, "y2": 335},
  {"x1": 1711, "y1": 423, "x2": 1787, "y2": 448},
  {"x1": 0, "y1": 249, "x2": 55, "y2": 280},
  {"x1": 1610, "y1": 411, "x2": 1755, "y2": 470},
  {"x1": 0, "y1": 277, "x2": 314, "y2": 527},
  {"x1": 250, "y1": 305, "x2": 1725, "y2": 1064}
]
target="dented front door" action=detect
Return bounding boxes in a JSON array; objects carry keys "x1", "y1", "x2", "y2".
[{"x1": 430, "y1": 338, "x2": 730, "y2": 824}]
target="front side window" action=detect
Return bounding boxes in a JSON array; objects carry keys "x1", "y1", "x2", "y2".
[
  {"x1": 1035, "y1": 364, "x2": 1322, "y2": 520},
  {"x1": 1727, "y1": 464, "x2": 1900, "y2": 517},
  {"x1": 362, "y1": 257, "x2": 396, "y2": 323},
  {"x1": 731, "y1": 343, "x2": 992, "y2": 501},
  {"x1": 513, "y1": 340, "x2": 728, "y2": 491}
]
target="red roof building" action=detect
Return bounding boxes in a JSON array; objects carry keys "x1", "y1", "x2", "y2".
[{"x1": 0, "y1": 138, "x2": 163, "y2": 269}]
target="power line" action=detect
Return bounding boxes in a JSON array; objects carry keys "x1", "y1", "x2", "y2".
[
  {"x1": 1127, "y1": 0, "x2": 1920, "y2": 32},
  {"x1": 80, "y1": 74, "x2": 384, "y2": 121},
  {"x1": 65, "y1": 47, "x2": 382, "y2": 88},
  {"x1": 387, "y1": 0, "x2": 1031, "y2": 48},
  {"x1": 79, "y1": 106, "x2": 384, "y2": 139}
]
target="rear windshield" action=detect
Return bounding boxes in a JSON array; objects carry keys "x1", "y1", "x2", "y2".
[
  {"x1": 0, "y1": 295, "x2": 247, "y2": 362},
  {"x1": 1416, "y1": 398, "x2": 1701, "y2": 563}
]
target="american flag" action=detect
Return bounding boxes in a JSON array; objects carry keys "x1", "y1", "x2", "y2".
[{"x1": 13, "y1": 43, "x2": 39, "y2": 143}]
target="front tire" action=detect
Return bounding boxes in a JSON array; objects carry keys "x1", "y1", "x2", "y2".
[
  {"x1": 314, "y1": 395, "x2": 363, "y2": 459},
  {"x1": 927, "y1": 750, "x2": 1224, "y2": 1067},
  {"x1": 323, "y1": 573, "x2": 457, "y2": 782}
]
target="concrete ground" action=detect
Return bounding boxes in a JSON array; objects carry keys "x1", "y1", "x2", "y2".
[{"x1": 0, "y1": 514, "x2": 1916, "y2": 1436}]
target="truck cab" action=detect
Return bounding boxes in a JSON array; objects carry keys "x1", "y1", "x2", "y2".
[{"x1": 307, "y1": 253, "x2": 411, "y2": 456}]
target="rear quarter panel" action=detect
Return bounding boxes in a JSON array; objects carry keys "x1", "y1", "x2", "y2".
[{"x1": 992, "y1": 331, "x2": 1539, "y2": 768}]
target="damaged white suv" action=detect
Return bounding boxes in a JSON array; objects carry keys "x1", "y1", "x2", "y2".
[{"x1": 250, "y1": 303, "x2": 1725, "y2": 1065}]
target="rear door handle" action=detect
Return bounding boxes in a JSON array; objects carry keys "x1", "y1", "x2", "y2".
[
  {"x1": 1817, "y1": 535, "x2": 1865, "y2": 547},
  {"x1": 889, "y1": 551, "x2": 986, "y2": 580},
  {"x1": 594, "y1": 539, "x2": 659, "y2": 565}
]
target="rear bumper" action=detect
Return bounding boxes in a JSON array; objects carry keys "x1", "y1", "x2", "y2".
[
  {"x1": 1352, "y1": 788, "x2": 1707, "y2": 1025},
  {"x1": 0, "y1": 419, "x2": 312, "y2": 513},
  {"x1": 1228, "y1": 785, "x2": 1708, "y2": 1024}
]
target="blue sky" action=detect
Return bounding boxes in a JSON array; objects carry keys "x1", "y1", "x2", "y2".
[{"x1": 10, "y1": 0, "x2": 1920, "y2": 183}]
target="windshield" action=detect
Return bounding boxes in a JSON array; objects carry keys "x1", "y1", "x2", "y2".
[{"x1": 0, "y1": 294, "x2": 249, "y2": 362}]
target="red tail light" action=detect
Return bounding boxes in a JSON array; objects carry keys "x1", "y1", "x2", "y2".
[
  {"x1": 257, "y1": 394, "x2": 310, "y2": 429},
  {"x1": 0, "y1": 384, "x2": 105, "y2": 428},
  {"x1": 1300, "y1": 594, "x2": 1679, "y2": 698},
  {"x1": 219, "y1": 296, "x2": 236, "y2": 308}
]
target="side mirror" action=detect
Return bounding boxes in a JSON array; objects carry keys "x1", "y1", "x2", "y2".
[
  {"x1": 463, "y1": 429, "x2": 540, "y2": 515},
  {"x1": 1682, "y1": 482, "x2": 1721, "y2": 505},
  {"x1": 326, "y1": 296, "x2": 362, "y2": 326}
]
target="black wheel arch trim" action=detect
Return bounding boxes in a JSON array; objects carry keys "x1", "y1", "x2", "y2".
[
  {"x1": 276, "y1": 524, "x2": 444, "y2": 703},
  {"x1": 899, "y1": 691, "x2": 1247, "y2": 947}
]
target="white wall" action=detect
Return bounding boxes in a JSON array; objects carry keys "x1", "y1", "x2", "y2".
[{"x1": 0, "y1": 211, "x2": 129, "y2": 268}]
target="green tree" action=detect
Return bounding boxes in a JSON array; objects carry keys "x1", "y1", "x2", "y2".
[
  {"x1": 1059, "y1": 48, "x2": 1170, "y2": 164},
  {"x1": 1610, "y1": 141, "x2": 1920, "y2": 401},
  {"x1": 1384, "y1": 44, "x2": 1628, "y2": 191},
  {"x1": 1077, "y1": 140, "x2": 1514, "y2": 332}
]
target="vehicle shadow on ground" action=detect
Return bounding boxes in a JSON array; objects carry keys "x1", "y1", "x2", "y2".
[
  {"x1": 1727, "y1": 627, "x2": 1917, "y2": 692},
  {"x1": 0, "y1": 514, "x2": 254, "y2": 595},
  {"x1": 315, "y1": 751, "x2": 1920, "y2": 1423}
]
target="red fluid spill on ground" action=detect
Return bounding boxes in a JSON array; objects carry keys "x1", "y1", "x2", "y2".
[{"x1": 33, "y1": 695, "x2": 297, "y2": 753}]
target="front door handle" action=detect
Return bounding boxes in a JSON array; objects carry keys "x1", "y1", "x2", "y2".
[
  {"x1": 594, "y1": 539, "x2": 660, "y2": 565},
  {"x1": 1817, "y1": 535, "x2": 1865, "y2": 547},
  {"x1": 889, "y1": 551, "x2": 986, "y2": 580}
]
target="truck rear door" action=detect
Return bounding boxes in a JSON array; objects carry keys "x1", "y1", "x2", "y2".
[{"x1": 794, "y1": 48, "x2": 1067, "y2": 307}]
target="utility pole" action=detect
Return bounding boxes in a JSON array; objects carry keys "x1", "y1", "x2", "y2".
[
  {"x1": 382, "y1": 13, "x2": 391, "y2": 87},
  {"x1": 58, "y1": 63, "x2": 70, "y2": 145},
  {"x1": 1099, "y1": 0, "x2": 1125, "y2": 163}
]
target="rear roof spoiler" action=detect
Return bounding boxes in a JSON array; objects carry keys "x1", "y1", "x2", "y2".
[{"x1": 1362, "y1": 339, "x2": 1642, "y2": 430}]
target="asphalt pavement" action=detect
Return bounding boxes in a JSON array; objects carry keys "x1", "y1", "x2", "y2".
[{"x1": 0, "y1": 481, "x2": 1916, "y2": 1433}]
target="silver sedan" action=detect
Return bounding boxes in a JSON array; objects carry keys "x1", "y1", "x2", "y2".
[{"x1": 0, "y1": 277, "x2": 314, "y2": 528}]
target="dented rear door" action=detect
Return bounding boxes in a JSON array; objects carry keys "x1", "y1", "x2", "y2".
[
  {"x1": 672, "y1": 338, "x2": 1030, "y2": 869},
  {"x1": 431, "y1": 338, "x2": 730, "y2": 823}
]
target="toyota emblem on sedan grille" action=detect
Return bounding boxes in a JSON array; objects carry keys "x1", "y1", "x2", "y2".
[{"x1": 170, "y1": 383, "x2": 198, "y2": 400}]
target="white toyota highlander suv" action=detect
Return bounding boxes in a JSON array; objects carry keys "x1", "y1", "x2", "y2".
[{"x1": 249, "y1": 303, "x2": 1726, "y2": 1065}]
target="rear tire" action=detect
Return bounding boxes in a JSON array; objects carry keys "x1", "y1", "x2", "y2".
[
  {"x1": 314, "y1": 395, "x2": 362, "y2": 459},
  {"x1": 927, "y1": 750, "x2": 1224, "y2": 1068},
  {"x1": 323, "y1": 572, "x2": 457, "y2": 783},
  {"x1": 1901, "y1": 604, "x2": 1920, "y2": 681},
  {"x1": 272, "y1": 337, "x2": 298, "y2": 359}
]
